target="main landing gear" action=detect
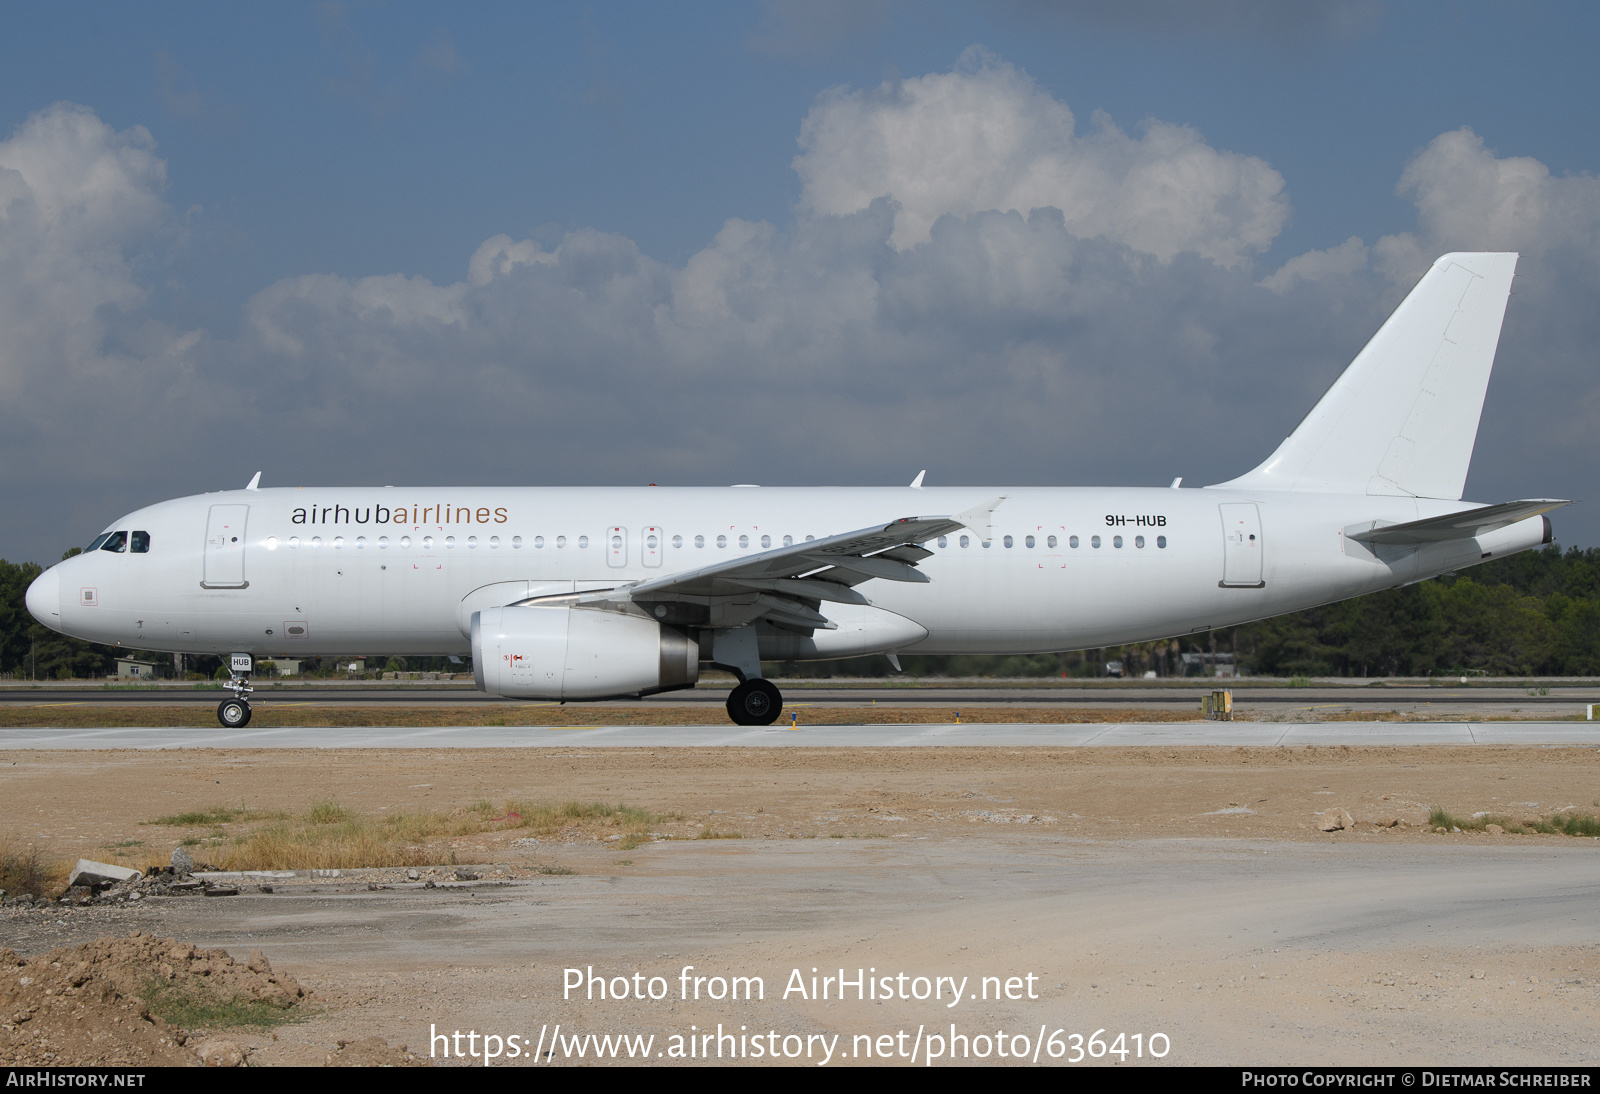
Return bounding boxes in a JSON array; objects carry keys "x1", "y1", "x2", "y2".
[
  {"x1": 726, "y1": 679, "x2": 782, "y2": 726},
  {"x1": 216, "y1": 653, "x2": 253, "y2": 728}
]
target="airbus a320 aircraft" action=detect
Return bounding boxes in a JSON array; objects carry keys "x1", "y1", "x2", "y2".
[{"x1": 25, "y1": 253, "x2": 1566, "y2": 729}]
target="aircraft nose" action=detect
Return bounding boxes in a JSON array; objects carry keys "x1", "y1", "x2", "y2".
[{"x1": 25, "y1": 566, "x2": 60, "y2": 627}]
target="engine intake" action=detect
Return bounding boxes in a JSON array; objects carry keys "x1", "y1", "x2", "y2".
[{"x1": 472, "y1": 604, "x2": 698, "y2": 700}]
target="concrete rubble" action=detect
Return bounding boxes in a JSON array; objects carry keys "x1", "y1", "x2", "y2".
[{"x1": 66, "y1": 859, "x2": 142, "y2": 890}]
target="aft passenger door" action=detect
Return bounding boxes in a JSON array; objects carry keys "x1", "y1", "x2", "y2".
[
  {"x1": 202, "y1": 504, "x2": 250, "y2": 588},
  {"x1": 1219, "y1": 503, "x2": 1264, "y2": 588}
]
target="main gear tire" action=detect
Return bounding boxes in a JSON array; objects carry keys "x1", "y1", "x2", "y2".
[
  {"x1": 217, "y1": 698, "x2": 252, "y2": 728},
  {"x1": 726, "y1": 679, "x2": 782, "y2": 726}
]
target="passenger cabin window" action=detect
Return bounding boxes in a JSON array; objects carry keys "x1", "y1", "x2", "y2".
[
  {"x1": 1047, "y1": 535, "x2": 1057, "y2": 548},
  {"x1": 1157, "y1": 535, "x2": 1167, "y2": 549},
  {"x1": 578, "y1": 536, "x2": 589, "y2": 549},
  {"x1": 760, "y1": 535, "x2": 770, "y2": 549},
  {"x1": 959, "y1": 535, "x2": 969, "y2": 548},
  {"x1": 672, "y1": 535, "x2": 683, "y2": 548},
  {"x1": 100, "y1": 531, "x2": 128, "y2": 553},
  {"x1": 1024, "y1": 535, "x2": 1034, "y2": 548},
  {"x1": 937, "y1": 536, "x2": 947, "y2": 548},
  {"x1": 1003, "y1": 535, "x2": 1013, "y2": 548},
  {"x1": 717, "y1": 535, "x2": 727, "y2": 548},
  {"x1": 1070, "y1": 535, "x2": 1079, "y2": 548},
  {"x1": 783, "y1": 535, "x2": 793, "y2": 546},
  {"x1": 739, "y1": 535, "x2": 749, "y2": 549},
  {"x1": 1135, "y1": 535, "x2": 1145, "y2": 548},
  {"x1": 130, "y1": 531, "x2": 150, "y2": 553},
  {"x1": 695, "y1": 535, "x2": 705, "y2": 548},
  {"x1": 1113, "y1": 535, "x2": 1123, "y2": 548},
  {"x1": 1091, "y1": 535, "x2": 1101, "y2": 548}
]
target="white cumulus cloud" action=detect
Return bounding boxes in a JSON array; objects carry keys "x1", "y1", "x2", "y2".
[{"x1": 794, "y1": 47, "x2": 1289, "y2": 266}]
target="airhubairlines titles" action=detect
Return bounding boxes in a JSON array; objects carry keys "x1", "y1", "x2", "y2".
[{"x1": 290, "y1": 503, "x2": 509, "y2": 526}]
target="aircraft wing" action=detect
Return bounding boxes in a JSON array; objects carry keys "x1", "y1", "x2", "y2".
[
  {"x1": 522, "y1": 497, "x2": 1004, "y2": 635},
  {"x1": 628, "y1": 514, "x2": 967, "y2": 606},
  {"x1": 1346, "y1": 499, "x2": 1571, "y2": 545}
]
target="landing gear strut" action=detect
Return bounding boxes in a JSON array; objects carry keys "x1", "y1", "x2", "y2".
[
  {"x1": 217, "y1": 653, "x2": 253, "y2": 728},
  {"x1": 726, "y1": 679, "x2": 782, "y2": 726}
]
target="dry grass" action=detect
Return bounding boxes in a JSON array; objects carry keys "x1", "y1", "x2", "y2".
[
  {"x1": 0, "y1": 704, "x2": 1210, "y2": 729},
  {"x1": 0, "y1": 837, "x2": 68, "y2": 898},
  {"x1": 1429, "y1": 807, "x2": 1600, "y2": 837},
  {"x1": 143, "y1": 799, "x2": 681, "y2": 871}
]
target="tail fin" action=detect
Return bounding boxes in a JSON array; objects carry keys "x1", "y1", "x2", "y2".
[{"x1": 1213, "y1": 252, "x2": 1518, "y2": 500}]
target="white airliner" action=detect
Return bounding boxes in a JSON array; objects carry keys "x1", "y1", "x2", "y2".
[{"x1": 25, "y1": 252, "x2": 1566, "y2": 728}]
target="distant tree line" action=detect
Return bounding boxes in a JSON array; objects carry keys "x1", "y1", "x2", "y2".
[{"x1": 4, "y1": 545, "x2": 1599, "y2": 681}]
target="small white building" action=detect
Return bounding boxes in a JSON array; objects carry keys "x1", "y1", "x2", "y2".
[
  {"x1": 260, "y1": 659, "x2": 302, "y2": 676},
  {"x1": 115, "y1": 658, "x2": 158, "y2": 680}
]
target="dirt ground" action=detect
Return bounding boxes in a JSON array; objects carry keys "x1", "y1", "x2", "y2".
[
  {"x1": 2, "y1": 745, "x2": 1598, "y2": 1066},
  {"x1": 2, "y1": 744, "x2": 1597, "y2": 849}
]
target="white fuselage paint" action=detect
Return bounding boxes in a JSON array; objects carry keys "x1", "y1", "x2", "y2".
[{"x1": 35, "y1": 485, "x2": 1547, "y2": 661}]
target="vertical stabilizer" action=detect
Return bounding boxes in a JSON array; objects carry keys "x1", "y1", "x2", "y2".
[{"x1": 1213, "y1": 252, "x2": 1517, "y2": 500}]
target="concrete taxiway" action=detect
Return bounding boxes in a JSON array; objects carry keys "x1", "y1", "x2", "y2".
[
  {"x1": 3, "y1": 720, "x2": 1599, "y2": 749},
  {"x1": 7, "y1": 680, "x2": 1600, "y2": 719}
]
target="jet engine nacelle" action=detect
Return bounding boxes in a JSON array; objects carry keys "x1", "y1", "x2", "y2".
[{"x1": 473, "y1": 604, "x2": 698, "y2": 700}]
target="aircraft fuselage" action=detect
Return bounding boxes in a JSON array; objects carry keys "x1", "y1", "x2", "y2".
[{"x1": 28, "y1": 485, "x2": 1549, "y2": 660}]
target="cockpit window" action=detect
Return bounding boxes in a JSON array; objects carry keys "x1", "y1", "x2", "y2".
[
  {"x1": 86, "y1": 533, "x2": 112, "y2": 552},
  {"x1": 130, "y1": 531, "x2": 150, "y2": 553},
  {"x1": 99, "y1": 531, "x2": 128, "y2": 553}
]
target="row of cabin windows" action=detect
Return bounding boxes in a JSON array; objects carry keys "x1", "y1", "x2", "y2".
[
  {"x1": 259, "y1": 531, "x2": 1170, "y2": 552},
  {"x1": 935, "y1": 533, "x2": 1167, "y2": 550},
  {"x1": 87, "y1": 529, "x2": 1169, "y2": 555},
  {"x1": 256, "y1": 531, "x2": 1171, "y2": 550},
  {"x1": 88, "y1": 531, "x2": 150, "y2": 554}
]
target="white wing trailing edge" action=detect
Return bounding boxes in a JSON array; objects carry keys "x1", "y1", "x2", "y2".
[{"x1": 1345, "y1": 499, "x2": 1570, "y2": 545}]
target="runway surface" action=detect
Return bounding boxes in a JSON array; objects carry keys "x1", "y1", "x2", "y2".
[
  {"x1": 4, "y1": 720, "x2": 1599, "y2": 749},
  {"x1": 7, "y1": 681, "x2": 1599, "y2": 717}
]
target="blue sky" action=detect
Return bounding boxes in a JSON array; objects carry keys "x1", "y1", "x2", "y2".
[{"x1": 3, "y1": 1, "x2": 1599, "y2": 562}]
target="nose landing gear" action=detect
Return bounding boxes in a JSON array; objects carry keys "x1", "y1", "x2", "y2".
[{"x1": 216, "y1": 653, "x2": 254, "y2": 728}]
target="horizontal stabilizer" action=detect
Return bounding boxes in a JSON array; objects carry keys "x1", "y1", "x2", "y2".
[{"x1": 1346, "y1": 499, "x2": 1570, "y2": 545}]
